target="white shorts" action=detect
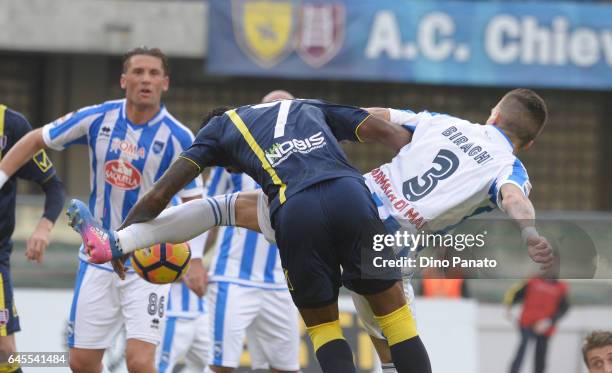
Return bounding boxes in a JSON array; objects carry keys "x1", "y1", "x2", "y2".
[
  {"x1": 67, "y1": 261, "x2": 171, "y2": 349},
  {"x1": 207, "y1": 282, "x2": 300, "y2": 371},
  {"x1": 156, "y1": 313, "x2": 210, "y2": 373},
  {"x1": 351, "y1": 278, "x2": 417, "y2": 340}
]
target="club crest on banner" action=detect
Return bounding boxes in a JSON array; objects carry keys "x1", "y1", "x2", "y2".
[
  {"x1": 232, "y1": 0, "x2": 298, "y2": 68},
  {"x1": 296, "y1": 3, "x2": 345, "y2": 68}
]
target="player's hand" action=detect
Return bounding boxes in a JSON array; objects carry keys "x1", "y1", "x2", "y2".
[
  {"x1": 526, "y1": 235, "x2": 554, "y2": 271},
  {"x1": 533, "y1": 318, "x2": 552, "y2": 335},
  {"x1": 184, "y1": 258, "x2": 207, "y2": 297},
  {"x1": 25, "y1": 218, "x2": 53, "y2": 264},
  {"x1": 112, "y1": 254, "x2": 130, "y2": 280}
]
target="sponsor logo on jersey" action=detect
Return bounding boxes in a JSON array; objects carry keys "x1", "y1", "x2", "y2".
[
  {"x1": 152, "y1": 140, "x2": 165, "y2": 154},
  {"x1": 370, "y1": 167, "x2": 426, "y2": 230},
  {"x1": 104, "y1": 159, "x2": 142, "y2": 190},
  {"x1": 264, "y1": 131, "x2": 326, "y2": 166},
  {"x1": 110, "y1": 138, "x2": 146, "y2": 160},
  {"x1": 33, "y1": 149, "x2": 53, "y2": 172},
  {"x1": 296, "y1": 3, "x2": 345, "y2": 68},
  {"x1": 100, "y1": 125, "x2": 112, "y2": 137},
  {"x1": 232, "y1": 0, "x2": 297, "y2": 68}
]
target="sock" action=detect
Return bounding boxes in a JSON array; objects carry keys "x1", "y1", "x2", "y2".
[
  {"x1": 116, "y1": 193, "x2": 238, "y2": 253},
  {"x1": 375, "y1": 305, "x2": 431, "y2": 373},
  {"x1": 315, "y1": 339, "x2": 356, "y2": 373},
  {"x1": 374, "y1": 305, "x2": 417, "y2": 346},
  {"x1": 389, "y1": 336, "x2": 431, "y2": 373},
  {"x1": 381, "y1": 362, "x2": 398, "y2": 373},
  {"x1": 307, "y1": 320, "x2": 356, "y2": 373}
]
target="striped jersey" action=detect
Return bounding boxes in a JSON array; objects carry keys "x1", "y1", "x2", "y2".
[
  {"x1": 166, "y1": 282, "x2": 205, "y2": 319},
  {"x1": 42, "y1": 99, "x2": 203, "y2": 270},
  {"x1": 206, "y1": 167, "x2": 286, "y2": 289},
  {"x1": 364, "y1": 109, "x2": 531, "y2": 235}
]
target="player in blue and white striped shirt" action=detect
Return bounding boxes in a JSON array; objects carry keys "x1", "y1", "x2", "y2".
[{"x1": 0, "y1": 47, "x2": 206, "y2": 373}]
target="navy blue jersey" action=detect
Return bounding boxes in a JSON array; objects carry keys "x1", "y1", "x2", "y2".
[
  {"x1": 0, "y1": 106, "x2": 57, "y2": 258},
  {"x1": 181, "y1": 99, "x2": 370, "y2": 214}
]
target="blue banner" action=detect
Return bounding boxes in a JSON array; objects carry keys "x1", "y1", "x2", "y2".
[{"x1": 207, "y1": 0, "x2": 612, "y2": 89}]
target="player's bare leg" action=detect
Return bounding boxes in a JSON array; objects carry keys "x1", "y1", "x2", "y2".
[
  {"x1": 69, "y1": 348, "x2": 104, "y2": 373},
  {"x1": 363, "y1": 282, "x2": 431, "y2": 373},
  {"x1": 125, "y1": 339, "x2": 156, "y2": 373},
  {"x1": 370, "y1": 336, "x2": 392, "y2": 361},
  {"x1": 233, "y1": 191, "x2": 261, "y2": 231}
]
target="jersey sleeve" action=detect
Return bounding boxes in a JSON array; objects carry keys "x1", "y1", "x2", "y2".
[
  {"x1": 388, "y1": 108, "x2": 433, "y2": 133},
  {"x1": 179, "y1": 116, "x2": 228, "y2": 172},
  {"x1": 303, "y1": 100, "x2": 371, "y2": 142},
  {"x1": 7, "y1": 111, "x2": 57, "y2": 184},
  {"x1": 492, "y1": 158, "x2": 532, "y2": 209},
  {"x1": 42, "y1": 106, "x2": 103, "y2": 150},
  {"x1": 170, "y1": 124, "x2": 205, "y2": 200}
]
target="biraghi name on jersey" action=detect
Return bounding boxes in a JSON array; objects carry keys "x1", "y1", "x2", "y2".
[
  {"x1": 264, "y1": 131, "x2": 326, "y2": 167},
  {"x1": 442, "y1": 126, "x2": 493, "y2": 165}
]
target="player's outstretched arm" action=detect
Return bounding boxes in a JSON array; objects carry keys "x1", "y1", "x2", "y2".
[
  {"x1": 500, "y1": 184, "x2": 554, "y2": 270},
  {"x1": 357, "y1": 111, "x2": 412, "y2": 152},
  {"x1": 26, "y1": 175, "x2": 66, "y2": 263},
  {"x1": 120, "y1": 157, "x2": 200, "y2": 230},
  {"x1": 0, "y1": 128, "x2": 47, "y2": 189}
]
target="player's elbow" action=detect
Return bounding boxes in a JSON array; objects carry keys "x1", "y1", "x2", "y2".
[
  {"x1": 501, "y1": 190, "x2": 528, "y2": 213},
  {"x1": 28, "y1": 128, "x2": 48, "y2": 149}
]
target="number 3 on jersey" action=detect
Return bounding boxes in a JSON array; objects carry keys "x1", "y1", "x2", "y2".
[{"x1": 402, "y1": 149, "x2": 459, "y2": 201}]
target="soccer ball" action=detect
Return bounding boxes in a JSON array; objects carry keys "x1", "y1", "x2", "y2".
[{"x1": 132, "y1": 242, "x2": 191, "y2": 284}]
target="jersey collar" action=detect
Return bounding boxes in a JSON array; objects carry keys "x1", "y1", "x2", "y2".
[
  {"x1": 487, "y1": 124, "x2": 514, "y2": 152},
  {"x1": 119, "y1": 99, "x2": 167, "y2": 128}
]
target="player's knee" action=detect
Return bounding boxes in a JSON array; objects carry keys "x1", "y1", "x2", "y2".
[
  {"x1": 125, "y1": 353, "x2": 154, "y2": 373},
  {"x1": 69, "y1": 355, "x2": 100, "y2": 373}
]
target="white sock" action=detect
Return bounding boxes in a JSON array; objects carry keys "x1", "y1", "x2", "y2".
[
  {"x1": 382, "y1": 363, "x2": 398, "y2": 373},
  {"x1": 116, "y1": 193, "x2": 238, "y2": 254}
]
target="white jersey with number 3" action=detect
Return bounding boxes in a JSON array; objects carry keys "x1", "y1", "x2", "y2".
[{"x1": 363, "y1": 109, "x2": 531, "y2": 234}]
